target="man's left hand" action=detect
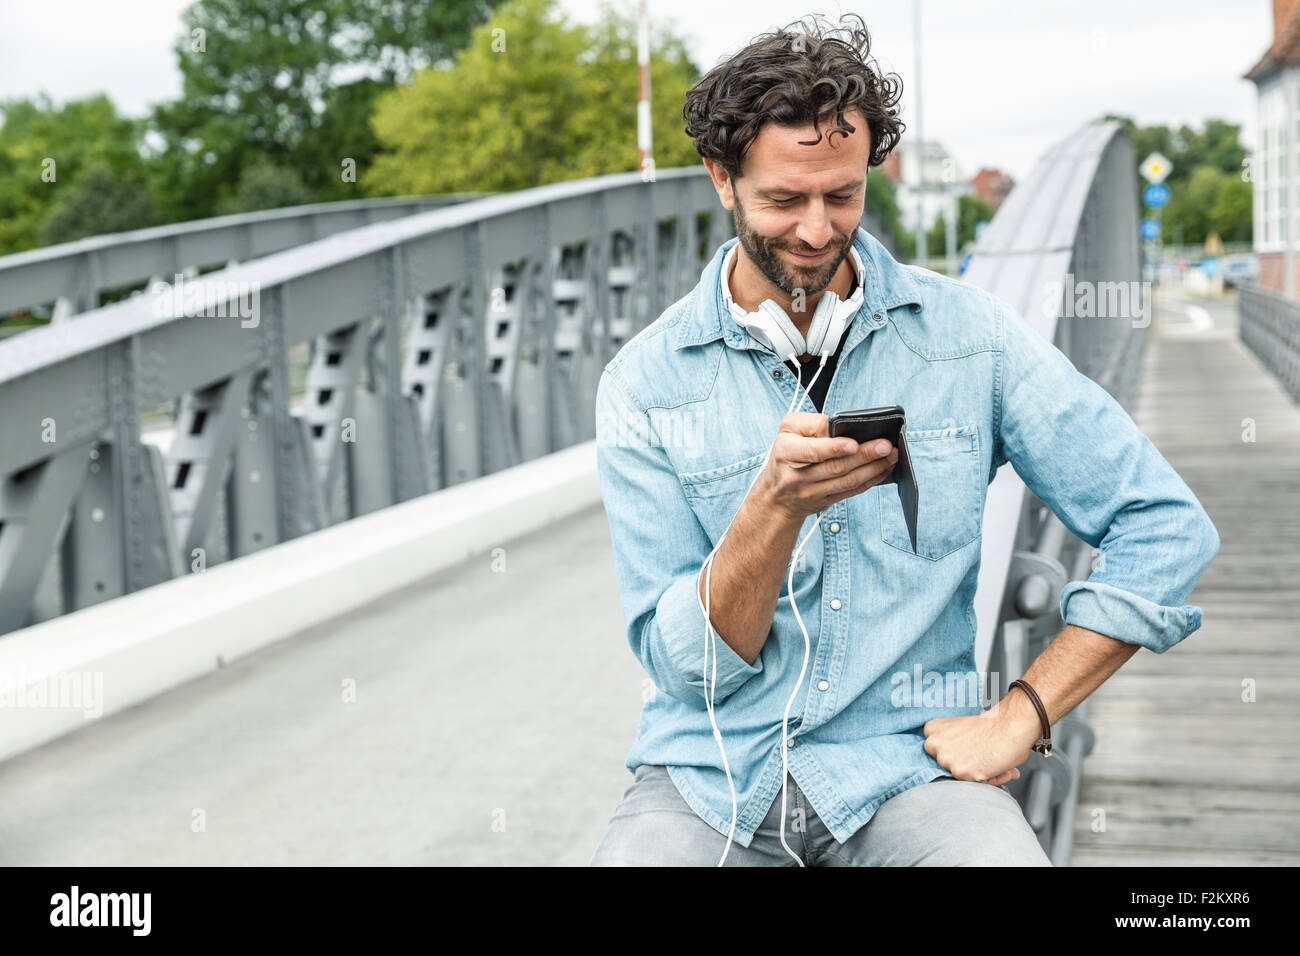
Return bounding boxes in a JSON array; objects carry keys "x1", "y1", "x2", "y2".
[{"x1": 922, "y1": 694, "x2": 1042, "y2": 787}]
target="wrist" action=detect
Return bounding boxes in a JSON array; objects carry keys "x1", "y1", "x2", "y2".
[
  {"x1": 754, "y1": 479, "x2": 808, "y2": 530},
  {"x1": 1002, "y1": 684, "x2": 1046, "y2": 750}
]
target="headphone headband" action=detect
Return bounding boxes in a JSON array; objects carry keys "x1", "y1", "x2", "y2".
[{"x1": 725, "y1": 245, "x2": 866, "y2": 360}]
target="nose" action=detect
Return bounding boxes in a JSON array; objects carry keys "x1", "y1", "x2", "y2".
[{"x1": 794, "y1": 200, "x2": 834, "y2": 252}]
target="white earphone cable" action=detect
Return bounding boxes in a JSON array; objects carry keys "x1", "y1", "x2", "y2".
[
  {"x1": 776, "y1": 351, "x2": 828, "y2": 867},
  {"x1": 698, "y1": 346, "x2": 831, "y2": 867},
  {"x1": 698, "y1": 365, "x2": 801, "y2": 865}
]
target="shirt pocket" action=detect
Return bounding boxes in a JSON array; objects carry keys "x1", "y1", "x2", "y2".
[
  {"x1": 878, "y1": 422, "x2": 983, "y2": 560},
  {"x1": 677, "y1": 449, "x2": 770, "y2": 546}
]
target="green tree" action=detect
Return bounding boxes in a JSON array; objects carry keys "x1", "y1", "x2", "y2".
[
  {"x1": 0, "y1": 94, "x2": 154, "y2": 255},
  {"x1": 926, "y1": 193, "x2": 993, "y2": 258},
  {"x1": 865, "y1": 171, "x2": 907, "y2": 255},
  {"x1": 297, "y1": 78, "x2": 387, "y2": 202},
  {"x1": 151, "y1": 0, "x2": 508, "y2": 219},
  {"x1": 1101, "y1": 114, "x2": 1251, "y2": 245},
  {"x1": 41, "y1": 166, "x2": 159, "y2": 245},
  {"x1": 215, "y1": 158, "x2": 314, "y2": 214},
  {"x1": 1163, "y1": 165, "x2": 1225, "y2": 247},
  {"x1": 1211, "y1": 174, "x2": 1252, "y2": 244},
  {"x1": 364, "y1": 0, "x2": 700, "y2": 195}
]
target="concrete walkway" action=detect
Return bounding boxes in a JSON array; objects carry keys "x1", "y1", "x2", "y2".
[{"x1": 0, "y1": 501, "x2": 643, "y2": 865}]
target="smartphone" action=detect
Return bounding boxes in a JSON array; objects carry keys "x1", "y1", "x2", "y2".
[{"x1": 828, "y1": 405, "x2": 918, "y2": 554}]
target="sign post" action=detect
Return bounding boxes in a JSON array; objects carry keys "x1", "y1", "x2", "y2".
[
  {"x1": 1204, "y1": 230, "x2": 1224, "y2": 296},
  {"x1": 1140, "y1": 153, "x2": 1174, "y2": 288}
]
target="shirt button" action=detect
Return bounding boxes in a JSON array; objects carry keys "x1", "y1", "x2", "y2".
[
  {"x1": 772, "y1": 368, "x2": 783, "y2": 378},
  {"x1": 828, "y1": 521, "x2": 841, "y2": 533},
  {"x1": 830, "y1": 598, "x2": 842, "y2": 610},
  {"x1": 817, "y1": 679, "x2": 830, "y2": 691},
  {"x1": 786, "y1": 737, "x2": 797, "y2": 749}
]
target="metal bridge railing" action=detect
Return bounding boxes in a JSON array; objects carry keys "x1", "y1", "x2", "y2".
[
  {"x1": 0, "y1": 194, "x2": 488, "y2": 320},
  {"x1": 0, "y1": 169, "x2": 730, "y2": 634},
  {"x1": 963, "y1": 118, "x2": 1144, "y2": 864},
  {"x1": 1237, "y1": 281, "x2": 1300, "y2": 404}
]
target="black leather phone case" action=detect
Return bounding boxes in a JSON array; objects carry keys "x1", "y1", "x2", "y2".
[{"x1": 828, "y1": 406, "x2": 919, "y2": 554}]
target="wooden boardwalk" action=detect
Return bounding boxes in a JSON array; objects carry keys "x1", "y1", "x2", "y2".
[{"x1": 1070, "y1": 287, "x2": 1300, "y2": 866}]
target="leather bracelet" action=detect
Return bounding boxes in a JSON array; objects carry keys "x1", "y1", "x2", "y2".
[{"x1": 1009, "y1": 679, "x2": 1053, "y2": 757}]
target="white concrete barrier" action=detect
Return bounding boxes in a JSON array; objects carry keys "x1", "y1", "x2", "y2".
[{"x1": 0, "y1": 440, "x2": 601, "y2": 763}]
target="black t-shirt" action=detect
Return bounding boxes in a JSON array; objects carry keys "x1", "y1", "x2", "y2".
[{"x1": 783, "y1": 271, "x2": 858, "y2": 413}]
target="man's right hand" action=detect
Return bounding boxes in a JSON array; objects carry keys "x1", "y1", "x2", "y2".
[{"x1": 758, "y1": 412, "x2": 898, "y2": 522}]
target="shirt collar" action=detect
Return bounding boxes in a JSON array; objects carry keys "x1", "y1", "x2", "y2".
[{"x1": 674, "y1": 226, "x2": 924, "y2": 352}]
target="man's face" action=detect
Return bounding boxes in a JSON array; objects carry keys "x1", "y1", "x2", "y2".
[{"x1": 707, "y1": 108, "x2": 871, "y2": 302}]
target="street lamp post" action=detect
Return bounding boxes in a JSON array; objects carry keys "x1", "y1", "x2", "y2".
[
  {"x1": 638, "y1": 0, "x2": 654, "y2": 182},
  {"x1": 913, "y1": 0, "x2": 925, "y2": 267}
]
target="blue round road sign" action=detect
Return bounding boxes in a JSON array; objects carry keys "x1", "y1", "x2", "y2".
[
  {"x1": 1140, "y1": 218, "x2": 1160, "y2": 240},
  {"x1": 1144, "y1": 183, "x2": 1170, "y2": 208}
]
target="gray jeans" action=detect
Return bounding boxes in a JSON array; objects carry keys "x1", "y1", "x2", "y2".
[{"x1": 590, "y1": 764, "x2": 1052, "y2": 866}]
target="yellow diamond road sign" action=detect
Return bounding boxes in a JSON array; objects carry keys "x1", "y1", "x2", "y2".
[{"x1": 1140, "y1": 152, "x2": 1173, "y2": 184}]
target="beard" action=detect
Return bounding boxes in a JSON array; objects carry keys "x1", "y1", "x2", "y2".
[{"x1": 732, "y1": 196, "x2": 854, "y2": 305}]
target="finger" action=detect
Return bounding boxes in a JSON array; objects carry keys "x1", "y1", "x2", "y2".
[
  {"x1": 788, "y1": 438, "x2": 895, "y2": 482},
  {"x1": 779, "y1": 435, "x2": 862, "y2": 470},
  {"x1": 814, "y1": 449, "x2": 897, "y2": 496},
  {"x1": 849, "y1": 448, "x2": 899, "y2": 484}
]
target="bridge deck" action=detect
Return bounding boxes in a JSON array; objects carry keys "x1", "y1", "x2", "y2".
[
  {"x1": 1069, "y1": 287, "x2": 1300, "y2": 865},
  {"x1": 0, "y1": 501, "x2": 642, "y2": 865},
  {"x1": 0, "y1": 290, "x2": 1295, "y2": 866}
]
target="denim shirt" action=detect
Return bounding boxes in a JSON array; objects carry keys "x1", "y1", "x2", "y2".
[{"x1": 593, "y1": 226, "x2": 1220, "y2": 847}]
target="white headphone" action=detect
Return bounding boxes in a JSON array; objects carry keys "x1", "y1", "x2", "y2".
[{"x1": 723, "y1": 244, "x2": 866, "y2": 361}]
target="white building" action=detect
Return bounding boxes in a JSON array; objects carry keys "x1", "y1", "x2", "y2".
[
  {"x1": 1244, "y1": 0, "x2": 1300, "y2": 295},
  {"x1": 890, "y1": 139, "x2": 974, "y2": 235}
]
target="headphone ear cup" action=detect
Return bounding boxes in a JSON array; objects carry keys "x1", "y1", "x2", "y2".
[
  {"x1": 750, "y1": 299, "x2": 805, "y2": 358},
  {"x1": 733, "y1": 308, "x2": 794, "y2": 358}
]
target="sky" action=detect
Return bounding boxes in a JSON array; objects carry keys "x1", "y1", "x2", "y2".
[{"x1": 0, "y1": 0, "x2": 1276, "y2": 182}]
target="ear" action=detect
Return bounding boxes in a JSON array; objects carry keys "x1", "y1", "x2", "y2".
[{"x1": 701, "y1": 158, "x2": 735, "y2": 211}]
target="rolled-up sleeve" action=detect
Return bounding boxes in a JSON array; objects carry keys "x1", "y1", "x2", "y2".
[
  {"x1": 993, "y1": 298, "x2": 1220, "y2": 654},
  {"x1": 595, "y1": 367, "x2": 764, "y2": 703}
]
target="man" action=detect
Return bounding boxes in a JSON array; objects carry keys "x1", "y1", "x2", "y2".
[{"x1": 590, "y1": 14, "x2": 1219, "y2": 866}]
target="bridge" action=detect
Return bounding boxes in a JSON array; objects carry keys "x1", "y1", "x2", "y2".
[{"x1": 0, "y1": 120, "x2": 1295, "y2": 865}]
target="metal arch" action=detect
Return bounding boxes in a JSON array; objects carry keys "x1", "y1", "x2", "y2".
[{"x1": 962, "y1": 119, "x2": 1144, "y2": 865}]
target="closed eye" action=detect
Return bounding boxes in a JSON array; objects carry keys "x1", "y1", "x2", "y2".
[{"x1": 772, "y1": 194, "x2": 856, "y2": 206}]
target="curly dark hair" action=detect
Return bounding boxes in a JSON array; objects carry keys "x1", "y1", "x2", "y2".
[{"x1": 682, "y1": 13, "x2": 905, "y2": 182}]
